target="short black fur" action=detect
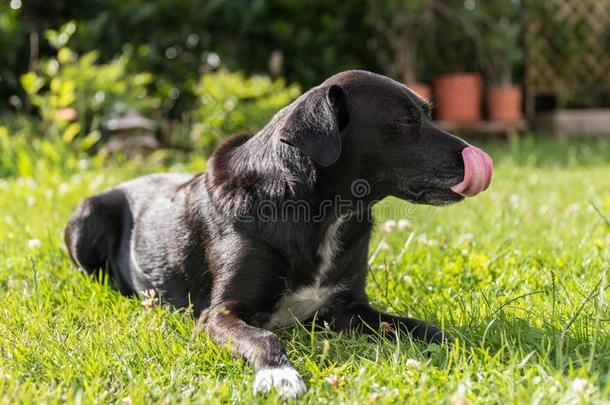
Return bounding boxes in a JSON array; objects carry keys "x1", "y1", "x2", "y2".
[{"x1": 65, "y1": 70, "x2": 471, "y2": 397}]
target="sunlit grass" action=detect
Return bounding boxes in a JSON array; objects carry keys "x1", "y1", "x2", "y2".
[{"x1": 1, "y1": 136, "x2": 609, "y2": 403}]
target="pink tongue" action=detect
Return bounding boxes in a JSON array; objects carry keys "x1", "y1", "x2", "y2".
[{"x1": 450, "y1": 146, "x2": 493, "y2": 197}]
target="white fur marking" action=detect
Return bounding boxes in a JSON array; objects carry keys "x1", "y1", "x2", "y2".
[
  {"x1": 316, "y1": 214, "x2": 348, "y2": 272},
  {"x1": 265, "y1": 284, "x2": 342, "y2": 328},
  {"x1": 266, "y1": 214, "x2": 351, "y2": 328},
  {"x1": 253, "y1": 367, "x2": 307, "y2": 398}
]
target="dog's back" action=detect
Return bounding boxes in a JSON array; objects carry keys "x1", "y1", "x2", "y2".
[
  {"x1": 65, "y1": 172, "x2": 213, "y2": 309},
  {"x1": 64, "y1": 70, "x2": 493, "y2": 398}
]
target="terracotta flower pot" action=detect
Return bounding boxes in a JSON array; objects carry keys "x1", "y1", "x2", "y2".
[
  {"x1": 487, "y1": 85, "x2": 522, "y2": 123},
  {"x1": 433, "y1": 73, "x2": 482, "y2": 123},
  {"x1": 407, "y1": 82, "x2": 431, "y2": 102}
]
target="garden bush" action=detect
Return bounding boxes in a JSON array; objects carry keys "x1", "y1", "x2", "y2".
[
  {"x1": 191, "y1": 71, "x2": 300, "y2": 154},
  {"x1": 0, "y1": 120, "x2": 103, "y2": 178},
  {"x1": 1, "y1": 0, "x2": 377, "y2": 115},
  {"x1": 5, "y1": 22, "x2": 303, "y2": 165},
  {"x1": 21, "y1": 21, "x2": 160, "y2": 151}
]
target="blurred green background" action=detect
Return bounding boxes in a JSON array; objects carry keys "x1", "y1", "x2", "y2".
[{"x1": 2, "y1": 0, "x2": 610, "y2": 167}]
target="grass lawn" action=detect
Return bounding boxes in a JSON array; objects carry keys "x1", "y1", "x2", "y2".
[{"x1": 1, "y1": 136, "x2": 609, "y2": 404}]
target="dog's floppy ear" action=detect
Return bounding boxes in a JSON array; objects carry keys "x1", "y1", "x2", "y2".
[{"x1": 279, "y1": 84, "x2": 348, "y2": 167}]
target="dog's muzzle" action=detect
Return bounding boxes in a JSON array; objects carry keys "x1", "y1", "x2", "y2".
[{"x1": 450, "y1": 146, "x2": 493, "y2": 197}]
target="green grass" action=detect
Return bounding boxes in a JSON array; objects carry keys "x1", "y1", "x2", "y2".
[{"x1": 1, "y1": 137, "x2": 609, "y2": 404}]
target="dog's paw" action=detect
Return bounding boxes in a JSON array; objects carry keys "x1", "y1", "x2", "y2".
[{"x1": 254, "y1": 366, "x2": 307, "y2": 398}]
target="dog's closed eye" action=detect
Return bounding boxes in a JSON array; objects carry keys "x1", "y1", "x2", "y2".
[
  {"x1": 384, "y1": 118, "x2": 420, "y2": 142},
  {"x1": 389, "y1": 107, "x2": 422, "y2": 131}
]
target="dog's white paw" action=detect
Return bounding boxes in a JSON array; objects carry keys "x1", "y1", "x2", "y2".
[{"x1": 254, "y1": 366, "x2": 307, "y2": 398}]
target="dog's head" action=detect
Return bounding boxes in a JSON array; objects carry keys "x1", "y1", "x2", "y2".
[{"x1": 278, "y1": 70, "x2": 493, "y2": 205}]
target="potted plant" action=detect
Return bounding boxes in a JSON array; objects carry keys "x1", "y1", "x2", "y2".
[
  {"x1": 366, "y1": 0, "x2": 435, "y2": 101},
  {"x1": 473, "y1": 3, "x2": 524, "y2": 122},
  {"x1": 430, "y1": 1, "x2": 483, "y2": 123},
  {"x1": 433, "y1": 72, "x2": 483, "y2": 123}
]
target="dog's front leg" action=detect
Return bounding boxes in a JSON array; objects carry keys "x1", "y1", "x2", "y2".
[
  {"x1": 202, "y1": 301, "x2": 306, "y2": 398},
  {"x1": 332, "y1": 301, "x2": 450, "y2": 345}
]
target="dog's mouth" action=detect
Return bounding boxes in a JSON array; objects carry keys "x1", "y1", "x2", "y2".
[
  {"x1": 394, "y1": 146, "x2": 493, "y2": 206},
  {"x1": 450, "y1": 146, "x2": 493, "y2": 197},
  {"x1": 398, "y1": 186, "x2": 465, "y2": 206}
]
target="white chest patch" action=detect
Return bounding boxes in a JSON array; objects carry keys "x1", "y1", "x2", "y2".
[{"x1": 265, "y1": 214, "x2": 351, "y2": 329}]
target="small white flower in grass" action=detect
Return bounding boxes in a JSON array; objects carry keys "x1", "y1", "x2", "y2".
[
  {"x1": 450, "y1": 393, "x2": 469, "y2": 405},
  {"x1": 378, "y1": 240, "x2": 390, "y2": 251},
  {"x1": 27, "y1": 239, "x2": 41, "y2": 250},
  {"x1": 121, "y1": 397, "x2": 132, "y2": 405},
  {"x1": 141, "y1": 289, "x2": 158, "y2": 309},
  {"x1": 569, "y1": 377, "x2": 593, "y2": 395},
  {"x1": 402, "y1": 275, "x2": 413, "y2": 285},
  {"x1": 457, "y1": 233, "x2": 474, "y2": 245},
  {"x1": 325, "y1": 375, "x2": 340, "y2": 388},
  {"x1": 417, "y1": 234, "x2": 439, "y2": 247},
  {"x1": 17, "y1": 177, "x2": 36, "y2": 187},
  {"x1": 562, "y1": 377, "x2": 595, "y2": 403},
  {"x1": 451, "y1": 383, "x2": 470, "y2": 405},
  {"x1": 71, "y1": 174, "x2": 83, "y2": 185},
  {"x1": 26, "y1": 196, "x2": 36, "y2": 206},
  {"x1": 89, "y1": 175, "x2": 105, "y2": 191},
  {"x1": 406, "y1": 359, "x2": 421, "y2": 369},
  {"x1": 381, "y1": 220, "x2": 396, "y2": 234},
  {"x1": 78, "y1": 159, "x2": 90, "y2": 170},
  {"x1": 398, "y1": 219, "x2": 412, "y2": 230},
  {"x1": 509, "y1": 194, "x2": 520, "y2": 209},
  {"x1": 565, "y1": 203, "x2": 580, "y2": 215},
  {"x1": 58, "y1": 183, "x2": 70, "y2": 195}
]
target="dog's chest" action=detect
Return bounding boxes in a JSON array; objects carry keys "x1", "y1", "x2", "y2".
[{"x1": 265, "y1": 216, "x2": 349, "y2": 328}]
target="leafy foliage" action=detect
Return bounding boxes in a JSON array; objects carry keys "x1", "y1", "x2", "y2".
[
  {"x1": 464, "y1": 2, "x2": 524, "y2": 85},
  {"x1": 1, "y1": 0, "x2": 378, "y2": 116},
  {"x1": 20, "y1": 22, "x2": 159, "y2": 150},
  {"x1": 192, "y1": 71, "x2": 300, "y2": 154},
  {"x1": 0, "y1": 118, "x2": 99, "y2": 178},
  {"x1": 0, "y1": 3, "x2": 29, "y2": 107},
  {"x1": 366, "y1": 0, "x2": 435, "y2": 83}
]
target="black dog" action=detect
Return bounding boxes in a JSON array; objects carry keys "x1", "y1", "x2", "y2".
[{"x1": 65, "y1": 70, "x2": 493, "y2": 398}]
